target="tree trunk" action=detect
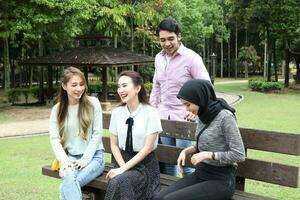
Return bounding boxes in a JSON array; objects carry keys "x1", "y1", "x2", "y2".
[
  {"x1": 3, "y1": 37, "x2": 11, "y2": 92},
  {"x1": 38, "y1": 34, "x2": 45, "y2": 103},
  {"x1": 267, "y1": 29, "x2": 271, "y2": 81},
  {"x1": 263, "y1": 34, "x2": 267, "y2": 78},
  {"x1": 11, "y1": 59, "x2": 15, "y2": 88},
  {"x1": 20, "y1": 47, "x2": 25, "y2": 88},
  {"x1": 203, "y1": 38, "x2": 206, "y2": 67},
  {"x1": 221, "y1": 39, "x2": 224, "y2": 78},
  {"x1": 55, "y1": 67, "x2": 60, "y2": 85},
  {"x1": 47, "y1": 65, "x2": 53, "y2": 99},
  {"x1": 273, "y1": 39, "x2": 278, "y2": 82},
  {"x1": 114, "y1": 34, "x2": 118, "y2": 81},
  {"x1": 235, "y1": 18, "x2": 238, "y2": 78},
  {"x1": 245, "y1": 62, "x2": 248, "y2": 78},
  {"x1": 220, "y1": 16, "x2": 224, "y2": 78},
  {"x1": 284, "y1": 39, "x2": 290, "y2": 87},
  {"x1": 228, "y1": 39, "x2": 231, "y2": 77},
  {"x1": 143, "y1": 36, "x2": 146, "y2": 55},
  {"x1": 206, "y1": 39, "x2": 210, "y2": 75},
  {"x1": 245, "y1": 27, "x2": 248, "y2": 46}
]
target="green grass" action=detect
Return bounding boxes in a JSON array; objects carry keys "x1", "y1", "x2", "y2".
[
  {"x1": 0, "y1": 132, "x2": 111, "y2": 200},
  {"x1": 0, "y1": 135, "x2": 58, "y2": 200},
  {"x1": 215, "y1": 83, "x2": 300, "y2": 133},
  {"x1": 0, "y1": 82, "x2": 299, "y2": 199},
  {"x1": 215, "y1": 83, "x2": 300, "y2": 200}
]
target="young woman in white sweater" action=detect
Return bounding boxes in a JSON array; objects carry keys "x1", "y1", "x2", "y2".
[{"x1": 49, "y1": 67, "x2": 105, "y2": 200}]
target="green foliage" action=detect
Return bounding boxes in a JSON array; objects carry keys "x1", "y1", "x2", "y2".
[
  {"x1": 6, "y1": 86, "x2": 59, "y2": 104},
  {"x1": 6, "y1": 89, "x2": 20, "y2": 105},
  {"x1": 138, "y1": 65, "x2": 155, "y2": 82},
  {"x1": 238, "y1": 46, "x2": 259, "y2": 64},
  {"x1": 144, "y1": 82, "x2": 153, "y2": 95},
  {"x1": 6, "y1": 88, "x2": 35, "y2": 105},
  {"x1": 248, "y1": 79, "x2": 283, "y2": 92},
  {"x1": 88, "y1": 82, "x2": 117, "y2": 94},
  {"x1": 160, "y1": 0, "x2": 228, "y2": 50}
]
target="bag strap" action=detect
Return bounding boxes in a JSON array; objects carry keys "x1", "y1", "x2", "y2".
[{"x1": 195, "y1": 122, "x2": 211, "y2": 153}]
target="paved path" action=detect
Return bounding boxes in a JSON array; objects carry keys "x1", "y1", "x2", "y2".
[{"x1": 0, "y1": 92, "x2": 241, "y2": 139}]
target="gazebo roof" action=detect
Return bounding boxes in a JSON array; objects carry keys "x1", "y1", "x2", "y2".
[{"x1": 22, "y1": 46, "x2": 154, "y2": 66}]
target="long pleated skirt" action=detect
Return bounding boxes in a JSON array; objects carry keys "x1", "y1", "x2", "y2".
[{"x1": 104, "y1": 150, "x2": 160, "y2": 200}]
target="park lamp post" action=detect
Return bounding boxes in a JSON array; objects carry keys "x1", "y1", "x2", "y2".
[{"x1": 211, "y1": 52, "x2": 217, "y2": 84}]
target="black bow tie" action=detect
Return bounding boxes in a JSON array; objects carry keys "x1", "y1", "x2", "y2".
[{"x1": 125, "y1": 117, "x2": 134, "y2": 152}]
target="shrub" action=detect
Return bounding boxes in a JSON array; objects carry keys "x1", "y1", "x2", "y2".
[
  {"x1": 88, "y1": 83, "x2": 101, "y2": 94},
  {"x1": 248, "y1": 80, "x2": 283, "y2": 92},
  {"x1": 107, "y1": 82, "x2": 117, "y2": 93},
  {"x1": 6, "y1": 86, "x2": 59, "y2": 104},
  {"x1": 144, "y1": 82, "x2": 153, "y2": 95},
  {"x1": 6, "y1": 89, "x2": 20, "y2": 104}
]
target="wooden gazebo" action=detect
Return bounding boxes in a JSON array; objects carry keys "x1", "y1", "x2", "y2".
[{"x1": 22, "y1": 46, "x2": 154, "y2": 102}]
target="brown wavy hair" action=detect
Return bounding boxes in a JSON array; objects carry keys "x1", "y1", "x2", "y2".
[
  {"x1": 118, "y1": 70, "x2": 149, "y2": 106},
  {"x1": 56, "y1": 67, "x2": 93, "y2": 145}
]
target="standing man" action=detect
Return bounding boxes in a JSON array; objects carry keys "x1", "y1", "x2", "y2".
[{"x1": 150, "y1": 17, "x2": 211, "y2": 176}]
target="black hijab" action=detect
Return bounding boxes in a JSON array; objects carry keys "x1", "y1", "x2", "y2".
[{"x1": 177, "y1": 79, "x2": 235, "y2": 124}]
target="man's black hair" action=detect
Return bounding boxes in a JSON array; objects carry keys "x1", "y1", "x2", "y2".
[{"x1": 156, "y1": 17, "x2": 181, "y2": 36}]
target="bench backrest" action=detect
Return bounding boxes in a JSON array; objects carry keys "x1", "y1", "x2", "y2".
[{"x1": 102, "y1": 112, "x2": 300, "y2": 190}]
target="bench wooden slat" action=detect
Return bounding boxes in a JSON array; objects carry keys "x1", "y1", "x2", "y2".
[
  {"x1": 237, "y1": 158, "x2": 299, "y2": 188},
  {"x1": 160, "y1": 119, "x2": 197, "y2": 140},
  {"x1": 104, "y1": 113, "x2": 197, "y2": 140},
  {"x1": 240, "y1": 128, "x2": 300, "y2": 156},
  {"x1": 104, "y1": 113, "x2": 300, "y2": 155},
  {"x1": 102, "y1": 136, "x2": 299, "y2": 188},
  {"x1": 42, "y1": 165, "x2": 274, "y2": 200},
  {"x1": 232, "y1": 190, "x2": 274, "y2": 200}
]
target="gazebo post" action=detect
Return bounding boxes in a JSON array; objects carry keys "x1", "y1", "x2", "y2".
[
  {"x1": 84, "y1": 67, "x2": 88, "y2": 85},
  {"x1": 102, "y1": 67, "x2": 108, "y2": 102},
  {"x1": 47, "y1": 65, "x2": 53, "y2": 100},
  {"x1": 39, "y1": 66, "x2": 45, "y2": 104}
]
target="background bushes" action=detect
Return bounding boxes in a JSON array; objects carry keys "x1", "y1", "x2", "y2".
[{"x1": 248, "y1": 80, "x2": 284, "y2": 92}]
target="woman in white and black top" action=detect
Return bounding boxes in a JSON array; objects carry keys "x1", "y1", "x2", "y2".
[
  {"x1": 105, "y1": 71, "x2": 162, "y2": 200},
  {"x1": 154, "y1": 79, "x2": 245, "y2": 200}
]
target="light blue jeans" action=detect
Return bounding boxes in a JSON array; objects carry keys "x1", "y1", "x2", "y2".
[
  {"x1": 160, "y1": 137, "x2": 194, "y2": 176},
  {"x1": 60, "y1": 150, "x2": 105, "y2": 200}
]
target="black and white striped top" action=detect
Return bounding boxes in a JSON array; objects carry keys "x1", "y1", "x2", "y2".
[{"x1": 195, "y1": 109, "x2": 245, "y2": 167}]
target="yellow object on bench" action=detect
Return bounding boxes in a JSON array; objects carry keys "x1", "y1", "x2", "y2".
[{"x1": 51, "y1": 159, "x2": 60, "y2": 171}]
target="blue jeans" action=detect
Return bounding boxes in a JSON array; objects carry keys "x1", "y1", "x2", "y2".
[
  {"x1": 60, "y1": 150, "x2": 105, "y2": 200},
  {"x1": 159, "y1": 137, "x2": 194, "y2": 176}
]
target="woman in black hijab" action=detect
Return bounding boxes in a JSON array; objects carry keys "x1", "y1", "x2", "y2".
[{"x1": 154, "y1": 79, "x2": 245, "y2": 200}]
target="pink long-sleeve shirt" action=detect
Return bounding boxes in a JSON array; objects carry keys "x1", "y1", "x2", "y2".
[{"x1": 150, "y1": 44, "x2": 211, "y2": 121}]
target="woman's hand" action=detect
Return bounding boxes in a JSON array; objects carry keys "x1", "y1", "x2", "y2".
[
  {"x1": 106, "y1": 168, "x2": 125, "y2": 179},
  {"x1": 73, "y1": 159, "x2": 87, "y2": 170},
  {"x1": 184, "y1": 111, "x2": 197, "y2": 122},
  {"x1": 59, "y1": 161, "x2": 74, "y2": 177},
  {"x1": 177, "y1": 150, "x2": 187, "y2": 173},
  {"x1": 191, "y1": 151, "x2": 212, "y2": 166}
]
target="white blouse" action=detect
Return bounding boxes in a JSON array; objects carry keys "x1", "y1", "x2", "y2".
[{"x1": 109, "y1": 103, "x2": 162, "y2": 152}]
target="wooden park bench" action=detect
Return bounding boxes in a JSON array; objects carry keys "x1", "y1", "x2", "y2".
[{"x1": 42, "y1": 113, "x2": 300, "y2": 200}]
